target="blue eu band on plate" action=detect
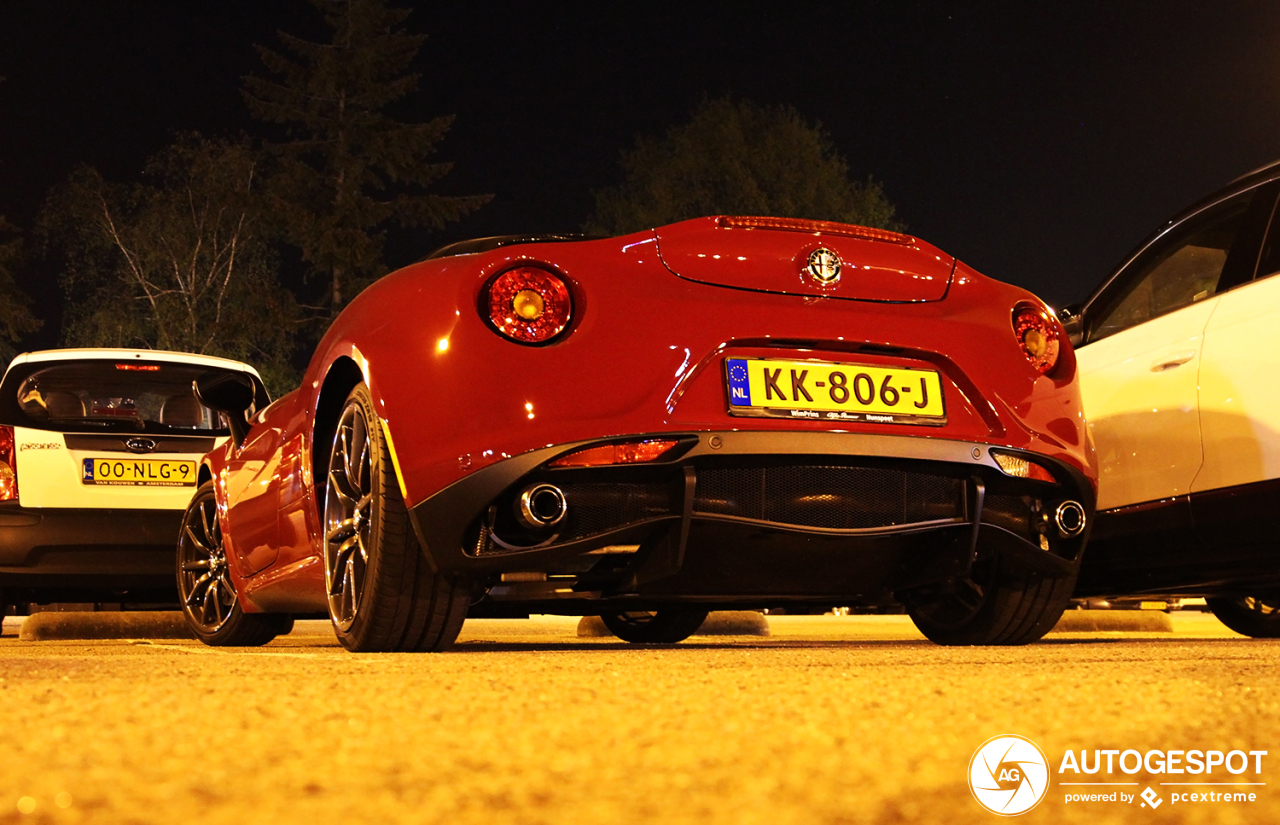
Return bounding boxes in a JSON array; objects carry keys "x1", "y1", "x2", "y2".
[{"x1": 725, "y1": 357, "x2": 946, "y2": 425}]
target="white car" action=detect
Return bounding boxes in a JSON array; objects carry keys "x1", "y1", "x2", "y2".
[
  {"x1": 1064, "y1": 160, "x2": 1280, "y2": 636},
  {"x1": 0, "y1": 349, "x2": 266, "y2": 614}
]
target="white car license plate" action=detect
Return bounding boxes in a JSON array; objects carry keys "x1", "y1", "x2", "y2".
[{"x1": 81, "y1": 458, "x2": 198, "y2": 487}]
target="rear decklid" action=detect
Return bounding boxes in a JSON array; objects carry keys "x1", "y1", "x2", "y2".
[
  {"x1": 655, "y1": 216, "x2": 955, "y2": 302},
  {"x1": 0, "y1": 350, "x2": 267, "y2": 510}
]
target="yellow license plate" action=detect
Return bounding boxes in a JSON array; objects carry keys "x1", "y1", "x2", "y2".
[
  {"x1": 726, "y1": 357, "x2": 946, "y2": 425},
  {"x1": 81, "y1": 458, "x2": 197, "y2": 487}
]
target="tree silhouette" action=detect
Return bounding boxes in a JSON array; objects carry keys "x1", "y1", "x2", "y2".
[
  {"x1": 0, "y1": 77, "x2": 42, "y2": 359},
  {"x1": 40, "y1": 136, "x2": 299, "y2": 394},
  {"x1": 244, "y1": 0, "x2": 491, "y2": 313},
  {"x1": 587, "y1": 97, "x2": 901, "y2": 236}
]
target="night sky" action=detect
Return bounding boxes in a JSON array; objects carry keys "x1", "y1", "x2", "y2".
[{"x1": 3, "y1": 1, "x2": 1280, "y2": 347}]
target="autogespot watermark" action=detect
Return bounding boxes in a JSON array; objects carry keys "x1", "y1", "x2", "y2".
[
  {"x1": 969, "y1": 735, "x2": 1051, "y2": 815},
  {"x1": 969, "y1": 736, "x2": 1268, "y2": 815}
]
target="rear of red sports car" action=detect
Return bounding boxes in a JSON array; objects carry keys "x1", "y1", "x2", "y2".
[{"x1": 187, "y1": 217, "x2": 1096, "y2": 650}]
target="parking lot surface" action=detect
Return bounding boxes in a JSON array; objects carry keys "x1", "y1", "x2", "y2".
[{"x1": 0, "y1": 613, "x2": 1274, "y2": 824}]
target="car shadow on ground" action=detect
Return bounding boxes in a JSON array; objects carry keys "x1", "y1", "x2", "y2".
[{"x1": 243, "y1": 635, "x2": 1267, "y2": 653}]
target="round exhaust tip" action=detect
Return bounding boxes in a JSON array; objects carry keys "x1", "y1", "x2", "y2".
[
  {"x1": 1053, "y1": 500, "x2": 1086, "y2": 538},
  {"x1": 517, "y1": 484, "x2": 567, "y2": 529}
]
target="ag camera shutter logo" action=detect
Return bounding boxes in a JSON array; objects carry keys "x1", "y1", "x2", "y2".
[{"x1": 969, "y1": 734, "x2": 1050, "y2": 815}]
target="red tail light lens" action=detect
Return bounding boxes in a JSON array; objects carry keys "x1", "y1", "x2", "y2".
[
  {"x1": 486, "y1": 266, "x2": 572, "y2": 344},
  {"x1": 1012, "y1": 303, "x2": 1061, "y2": 375},
  {"x1": 0, "y1": 425, "x2": 17, "y2": 501},
  {"x1": 715, "y1": 216, "x2": 913, "y2": 245},
  {"x1": 548, "y1": 439, "x2": 679, "y2": 468}
]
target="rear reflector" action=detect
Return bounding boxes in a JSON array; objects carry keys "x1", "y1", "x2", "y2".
[
  {"x1": 991, "y1": 452, "x2": 1055, "y2": 483},
  {"x1": 0, "y1": 425, "x2": 17, "y2": 501},
  {"x1": 548, "y1": 439, "x2": 679, "y2": 468},
  {"x1": 715, "y1": 216, "x2": 912, "y2": 245}
]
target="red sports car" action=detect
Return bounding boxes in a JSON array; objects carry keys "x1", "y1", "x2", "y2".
[{"x1": 178, "y1": 216, "x2": 1096, "y2": 650}]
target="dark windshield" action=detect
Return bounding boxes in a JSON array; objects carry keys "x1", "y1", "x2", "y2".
[{"x1": 12, "y1": 361, "x2": 240, "y2": 434}]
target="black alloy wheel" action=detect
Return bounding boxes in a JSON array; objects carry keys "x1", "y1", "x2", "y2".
[
  {"x1": 177, "y1": 481, "x2": 291, "y2": 646},
  {"x1": 321, "y1": 383, "x2": 470, "y2": 652},
  {"x1": 324, "y1": 393, "x2": 373, "y2": 634}
]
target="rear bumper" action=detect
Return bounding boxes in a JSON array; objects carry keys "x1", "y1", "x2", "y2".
[
  {"x1": 409, "y1": 430, "x2": 1095, "y2": 608},
  {"x1": 0, "y1": 503, "x2": 181, "y2": 599}
]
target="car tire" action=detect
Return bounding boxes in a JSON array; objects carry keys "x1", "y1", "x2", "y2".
[
  {"x1": 1206, "y1": 595, "x2": 1280, "y2": 638},
  {"x1": 599, "y1": 609, "x2": 709, "y2": 643},
  {"x1": 177, "y1": 481, "x2": 292, "y2": 647},
  {"x1": 905, "y1": 553, "x2": 1075, "y2": 646},
  {"x1": 323, "y1": 383, "x2": 469, "y2": 652}
]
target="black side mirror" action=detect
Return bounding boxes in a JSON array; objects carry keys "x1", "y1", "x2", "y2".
[
  {"x1": 193, "y1": 371, "x2": 255, "y2": 446},
  {"x1": 1058, "y1": 304, "x2": 1084, "y2": 348}
]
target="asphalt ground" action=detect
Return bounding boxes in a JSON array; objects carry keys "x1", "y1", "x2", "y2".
[{"x1": 0, "y1": 612, "x2": 1274, "y2": 825}]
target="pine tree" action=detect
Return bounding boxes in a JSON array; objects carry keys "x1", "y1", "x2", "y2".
[{"x1": 243, "y1": 0, "x2": 491, "y2": 313}]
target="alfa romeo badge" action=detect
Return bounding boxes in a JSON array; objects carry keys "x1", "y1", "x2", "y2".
[{"x1": 806, "y1": 247, "x2": 842, "y2": 285}]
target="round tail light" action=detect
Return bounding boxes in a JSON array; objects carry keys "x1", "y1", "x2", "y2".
[
  {"x1": 485, "y1": 266, "x2": 572, "y2": 344},
  {"x1": 1012, "y1": 303, "x2": 1061, "y2": 375}
]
